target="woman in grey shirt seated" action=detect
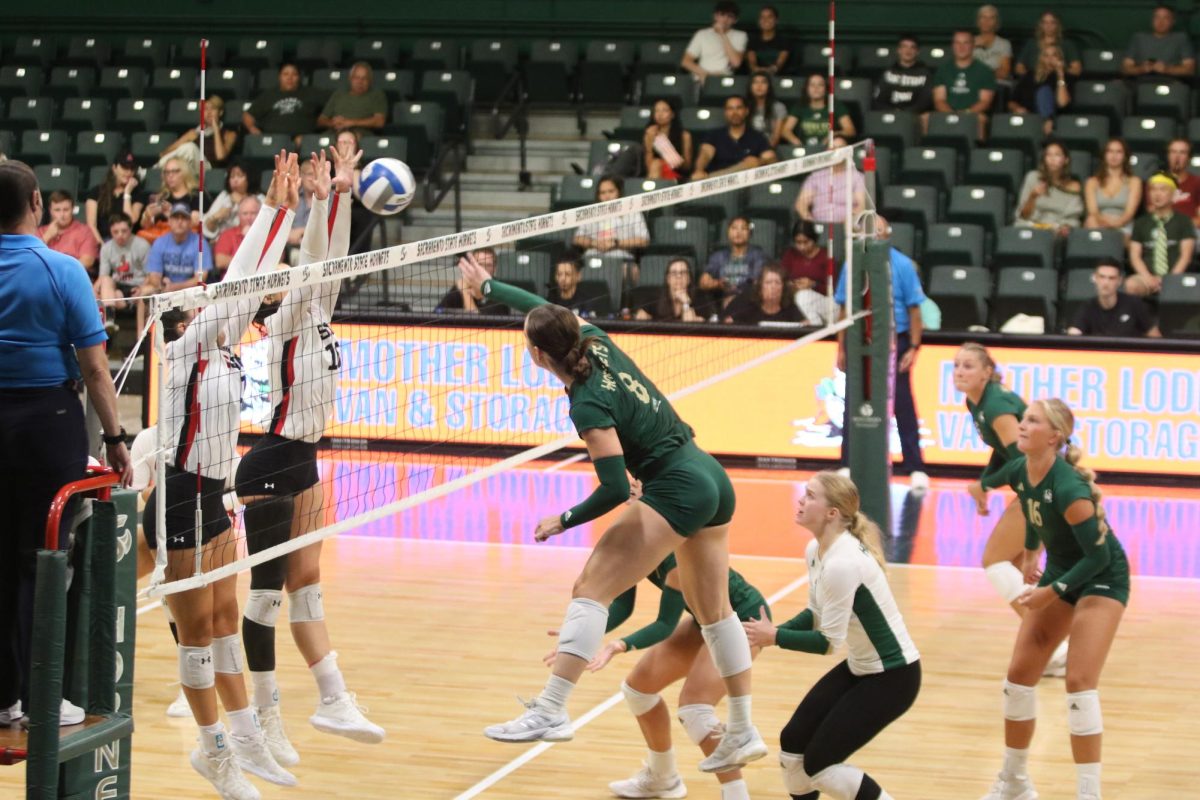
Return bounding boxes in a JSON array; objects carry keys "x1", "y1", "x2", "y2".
[
  {"x1": 1084, "y1": 137, "x2": 1142, "y2": 236},
  {"x1": 974, "y1": 4, "x2": 1013, "y2": 82},
  {"x1": 1015, "y1": 139, "x2": 1084, "y2": 237}
]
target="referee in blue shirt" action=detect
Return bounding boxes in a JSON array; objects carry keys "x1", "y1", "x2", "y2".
[
  {"x1": 0, "y1": 161, "x2": 131, "y2": 723},
  {"x1": 834, "y1": 216, "x2": 928, "y2": 482}
]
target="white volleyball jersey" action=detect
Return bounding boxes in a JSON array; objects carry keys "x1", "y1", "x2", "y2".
[
  {"x1": 162, "y1": 204, "x2": 293, "y2": 482},
  {"x1": 805, "y1": 533, "x2": 920, "y2": 676},
  {"x1": 266, "y1": 190, "x2": 350, "y2": 443}
]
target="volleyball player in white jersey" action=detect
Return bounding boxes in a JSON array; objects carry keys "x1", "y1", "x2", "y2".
[
  {"x1": 235, "y1": 145, "x2": 383, "y2": 764},
  {"x1": 744, "y1": 472, "x2": 921, "y2": 800},
  {"x1": 147, "y1": 152, "x2": 299, "y2": 800}
]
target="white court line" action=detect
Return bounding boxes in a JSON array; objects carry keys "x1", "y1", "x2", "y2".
[
  {"x1": 136, "y1": 600, "x2": 162, "y2": 616},
  {"x1": 452, "y1": 573, "x2": 811, "y2": 800}
]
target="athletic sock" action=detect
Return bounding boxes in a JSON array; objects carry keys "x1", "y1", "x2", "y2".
[
  {"x1": 199, "y1": 721, "x2": 228, "y2": 755},
  {"x1": 1003, "y1": 746, "x2": 1030, "y2": 778},
  {"x1": 251, "y1": 670, "x2": 279, "y2": 709},
  {"x1": 721, "y1": 778, "x2": 750, "y2": 800},
  {"x1": 310, "y1": 652, "x2": 346, "y2": 700},
  {"x1": 227, "y1": 707, "x2": 257, "y2": 737},
  {"x1": 536, "y1": 674, "x2": 574, "y2": 714},
  {"x1": 1076, "y1": 762, "x2": 1101, "y2": 795},
  {"x1": 726, "y1": 694, "x2": 751, "y2": 734},
  {"x1": 646, "y1": 747, "x2": 676, "y2": 778}
]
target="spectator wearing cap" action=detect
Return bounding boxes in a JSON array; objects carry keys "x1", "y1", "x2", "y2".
[
  {"x1": 144, "y1": 202, "x2": 213, "y2": 292},
  {"x1": 85, "y1": 151, "x2": 147, "y2": 245},
  {"x1": 317, "y1": 62, "x2": 387, "y2": 139},
  {"x1": 682, "y1": 1, "x2": 748, "y2": 83},
  {"x1": 1127, "y1": 171, "x2": 1195, "y2": 298},
  {"x1": 1122, "y1": 4, "x2": 1195, "y2": 79},
  {"x1": 38, "y1": 191, "x2": 99, "y2": 278},
  {"x1": 1067, "y1": 259, "x2": 1161, "y2": 337},
  {"x1": 243, "y1": 63, "x2": 327, "y2": 143}
]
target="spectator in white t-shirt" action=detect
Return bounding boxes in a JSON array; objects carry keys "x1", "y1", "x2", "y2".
[
  {"x1": 572, "y1": 176, "x2": 650, "y2": 262},
  {"x1": 682, "y1": 1, "x2": 748, "y2": 82}
]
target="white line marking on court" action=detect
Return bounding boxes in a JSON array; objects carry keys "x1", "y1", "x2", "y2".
[
  {"x1": 453, "y1": 574, "x2": 810, "y2": 800},
  {"x1": 136, "y1": 600, "x2": 162, "y2": 616}
]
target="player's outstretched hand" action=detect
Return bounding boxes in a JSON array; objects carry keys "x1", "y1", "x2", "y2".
[
  {"x1": 534, "y1": 513, "x2": 564, "y2": 543},
  {"x1": 284, "y1": 152, "x2": 301, "y2": 210},
  {"x1": 458, "y1": 252, "x2": 491, "y2": 298},
  {"x1": 542, "y1": 629, "x2": 560, "y2": 667},
  {"x1": 586, "y1": 640, "x2": 627, "y2": 672},
  {"x1": 742, "y1": 607, "x2": 777, "y2": 648},
  {"x1": 330, "y1": 146, "x2": 362, "y2": 195},
  {"x1": 311, "y1": 150, "x2": 332, "y2": 202},
  {"x1": 967, "y1": 481, "x2": 990, "y2": 516}
]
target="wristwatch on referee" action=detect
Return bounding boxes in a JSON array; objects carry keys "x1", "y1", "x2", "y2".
[{"x1": 102, "y1": 428, "x2": 127, "y2": 446}]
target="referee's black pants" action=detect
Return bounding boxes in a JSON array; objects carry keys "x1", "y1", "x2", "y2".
[
  {"x1": 0, "y1": 385, "x2": 87, "y2": 710},
  {"x1": 840, "y1": 331, "x2": 926, "y2": 475}
]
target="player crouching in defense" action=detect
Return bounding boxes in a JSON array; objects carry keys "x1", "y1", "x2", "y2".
[
  {"x1": 743, "y1": 471, "x2": 920, "y2": 800},
  {"x1": 974, "y1": 399, "x2": 1129, "y2": 800}
]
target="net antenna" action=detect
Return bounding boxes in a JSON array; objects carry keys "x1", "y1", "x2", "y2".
[{"x1": 144, "y1": 145, "x2": 867, "y2": 599}]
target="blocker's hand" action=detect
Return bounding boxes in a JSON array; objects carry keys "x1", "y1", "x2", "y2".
[
  {"x1": 311, "y1": 149, "x2": 332, "y2": 202},
  {"x1": 458, "y1": 252, "x2": 492, "y2": 299},
  {"x1": 534, "y1": 513, "x2": 565, "y2": 543},
  {"x1": 330, "y1": 145, "x2": 362, "y2": 195},
  {"x1": 742, "y1": 607, "x2": 777, "y2": 648}
]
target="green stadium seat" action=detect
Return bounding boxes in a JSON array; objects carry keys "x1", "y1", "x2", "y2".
[
  {"x1": 864, "y1": 110, "x2": 918, "y2": 152},
  {"x1": 833, "y1": 77, "x2": 872, "y2": 127},
  {"x1": 497, "y1": 250, "x2": 553, "y2": 290},
  {"x1": 746, "y1": 179, "x2": 802, "y2": 229},
  {"x1": 887, "y1": 220, "x2": 916, "y2": 258},
  {"x1": 298, "y1": 133, "x2": 337, "y2": 156},
  {"x1": 59, "y1": 97, "x2": 110, "y2": 135},
  {"x1": 681, "y1": 107, "x2": 725, "y2": 136},
  {"x1": 635, "y1": 42, "x2": 686, "y2": 79},
  {"x1": 651, "y1": 216, "x2": 711, "y2": 264},
  {"x1": 112, "y1": 98, "x2": 162, "y2": 134},
  {"x1": 699, "y1": 75, "x2": 748, "y2": 106},
  {"x1": 854, "y1": 44, "x2": 894, "y2": 79},
  {"x1": 0, "y1": 66, "x2": 45, "y2": 100},
  {"x1": 148, "y1": 67, "x2": 197, "y2": 101},
  {"x1": 989, "y1": 113, "x2": 1043, "y2": 164},
  {"x1": 967, "y1": 147, "x2": 1025, "y2": 195},
  {"x1": 924, "y1": 112, "x2": 979, "y2": 158},
  {"x1": 947, "y1": 185, "x2": 1007, "y2": 236},
  {"x1": 1061, "y1": 269, "x2": 1097, "y2": 325},
  {"x1": 579, "y1": 41, "x2": 634, "y2": 106},
  {"x1": 1053, "y1": 114, "x2": 1110, "y2": 154},
  {"x1": 1063, "y1": 228, "x2": 1124, "y2": 271},
  {"x1": 1121, "y1": 116, "x2": 1178, "y2": 154},
  {"x1": 167, "y1": 98, "x2": 205, "y2": 129},
  {"x1": 409, "y1": 39, "x2": 460, "y2": 73},
  {"x1": 527, "y1": 40, "x2": 579, "y2": 105},
  {"x1": 923, "y1": 46, "x2": 951, "y2": 71},
  {"x1": 1067, "y1": 148, "x2": 1093, "y2": 180},
  {"x1": 642, "y1": 73, "x2": 690, "y2": 107},
  {"x1": 899, "y1": 146, "x2": 957, "y2": 192},
  {"x1": 799, "y1": 44, "x2": 852, "y2": 75},
  {"x1": 34, "y1": 164, "x2": 80, "y2": 197},
  {"x1": 86, "y1": 165, "x2": 109, "y2": 192},
  {"x1": 924, "y1": 222, "x2": 985, "y2": 267},
  {"x1": 1081, "y1": 48, "x2": 1121, "y2": 79},
  {"x1": 203, "y1": 168, "x2": 228, "y2": 196},
  {"x1": 375, "y1": 69, "x2": 415, "y2": 104},
  {"x1": 417, "y1": 70, "x2": 472, "y2": 132},
  {"x1": 994, "y1": 226, "x2": 1056, "y2": 270},
  {"x1": 45, "y1": 66, "x2": 96, "y2": 101},
  {"x1": 612, "y1": 105, "x2": 652, "y2": 142},
  {"x1": 352, "y1": 38, "x2": 401, "y2": 69},
  {"x1": 64, "y1": 36, "x2": 111, "y2": 68},
  {"x1": 19, "y1": 129, "x2": 67, "y2": 167},
  {"x1": 1157, "y1": 274, "x2": 1200, "y2": 336},
  {"x1": 587, "y1": 139, "x2": 636, "y2": 173},
  {"x1": 121, "y1": 36, "x2": 169, "y2": 70},
  {"x1": 8, "y1": 97, "x2": 55, "y2": 134},
  {"x1": 242, "y1": 134, "x2": 290, "y2": 171},
  {"x1": 233, "y1": 37, "x2": 283, "y2": 70},
  {"x1": 994, "y1": 267, "x2": 1058, "y2": 331},
  {"x1": 555, "y1": 176, "x2": 599, "y2": 210},
  {"x1": 880, "y1": 184, "x2": 939, "y2": 240},
  {"x1": 294, "y1": 39, "x2": 343, "y2": 71},
  {"x1": 74, "y1": 130, "x2": 124, "y2": 171},
  {"x1": 391, "y1": 101, "x2": 443, "y2": 170},
  {"x1": 312, "y1": 68, "x2": 349, "y2": 94},
  {"x1": 639, "y1": 254, "x2": 694, "y2": 288},
  {"x1": 1134, "y1": 80, "x2": 1190, "y2": 119},
  {"x1": 0, "y1": 130, "x2": 12, "y2": 159},
  {"x1": 579, "y1": 253, "x2": 627, "y2": 310},
  {"x1": 1071, "y1": 80, "x2": 1127, "y2": 128},
  {"x1": 360, "y1": 135, "x2": 409, "y2": 164},
  {"x1": 928, "y1": 265, "x2": 991, "y2": 330},
  {"x1": 626, "y1": 177, "x2": 679, "y2": 196},
  {"x1": 178, "y1": 40, "x2": 226, "y2": 67},
  {"x1": 773, "y1": 75, "x2": 804, "y2": 105},
  {"x1": 812, "y1": 221, "x2": 848, "y2": 266},
  {"x1": 12, "y1": 36, "x2": 56, "y2": 67},
  {"x1": 1128, "y1": 151, "x2": 1161, "y2": 181},
  {"x1": 467, "y1": 39, "x2": 520, "y2": 105},
  {"x1": 97, "y1": 66, "x2": 148, "y2": 101},
  {"x1": 206, "y1": 68, "x2": 252, "y2": 100}
]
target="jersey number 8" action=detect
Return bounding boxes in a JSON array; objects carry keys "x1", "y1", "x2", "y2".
[{"x1": 618, "y1": 371, "x2": 661, "y2": 411}]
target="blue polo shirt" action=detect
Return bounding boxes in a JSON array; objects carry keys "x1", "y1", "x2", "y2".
[
  {"x1": 0, "y1": 234, "x2": 107, "y2": 387},
  {"x1": 146, "y1": 230, "x2": 213, "y2": 284},
  {"x1": 834, "y1": 246, "x2": 927, "y2": 334},
  {"x1": 705, "y1": 126, "x2": 772, "y2": 172}
]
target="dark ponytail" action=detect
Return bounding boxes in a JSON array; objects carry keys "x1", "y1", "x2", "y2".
[{"x1": 526, "y1": 304, "x2": 600, "y2": 382}]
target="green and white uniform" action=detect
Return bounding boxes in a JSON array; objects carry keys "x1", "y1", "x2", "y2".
[
  {"x1": 607, "y1": 554, "x2": 770, "y2": 651},
  {"x1": 968, "y1": 381, "x2": 1026, "y2": 484},
  {"x1": 776, "y1": 535, "x2": 920, "y2": 675},
  {"x1": 986, "y1": 456, "x2": 1130, "y2": 606},
  {"x1": 483, "y1": 278, "x2": 736, "y2": 536}
]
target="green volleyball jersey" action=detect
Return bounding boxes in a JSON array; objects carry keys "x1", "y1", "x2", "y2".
[
  {"x1": 967, "y1": 381, "x2": 1026, "y2": 456},
  {"x1": 568, "y1": 324, "x2": 695, "y2": 481}
]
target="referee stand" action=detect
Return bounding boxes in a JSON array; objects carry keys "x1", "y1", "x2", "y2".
[{"x1": 3, "y1": 470, "x2": 139, "y2": 799}]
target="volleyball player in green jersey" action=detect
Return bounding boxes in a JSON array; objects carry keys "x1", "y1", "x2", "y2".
[
  {"x1": 957, "y1": 344, "x2": 1069, "y2": 677},
  {"x1": 461, "y1": 254, "x2": 768, "y2": 773},
  {"x1": 569, "y1": 550, "x2": 769, "y2": 800},
  {"x1": 976, "y1": 399, "x2": 1129, "y2": 800}
]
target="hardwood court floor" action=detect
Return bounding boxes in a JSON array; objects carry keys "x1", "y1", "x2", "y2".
[{"x1": 2, "y1": 472, "x2": 1197, "y2": 799}]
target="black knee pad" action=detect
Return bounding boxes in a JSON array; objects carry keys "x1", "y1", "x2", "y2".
[
  {"x1": 855, "y1": 773, "x2": 882, "y2": 800},
  {"x1": 243, "y1": 496, "x2": 294, "y2": 590},
  {"x1": 791, "y1": 793, "x2": 819, "y2": 800},
  {"x1": 242, "y1": 618, "x2": 277, "y2": 672}
]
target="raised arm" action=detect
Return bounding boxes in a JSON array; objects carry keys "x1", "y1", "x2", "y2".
[
  {"x1": 319, "y1": 144, "x2": 362, "y2": 318},
  {"x1": 274, "y1": 151, "x2": 333, "y2": 336},
  {"x1": 459, "y1": 253, "x2": 547, "y2": 314}
]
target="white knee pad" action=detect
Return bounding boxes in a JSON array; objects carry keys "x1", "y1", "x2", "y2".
[
  {"x1": 244, "y1": 589, "x2": 283, "y2": 627},
  {"x1": 179, "y1": 645, "x2": 215, "y2": 690},
  {"x1": 985, "y1": 562, "x2": 1029, "y2": 604},
  {"x1": 1003, "y1": 679, "x2": 1038, "y2": 722},
  {"x1": 620, "y1": 680, "x2": 662, "y2": 717},
  {"x1": 288, "y1": 584, "x2": 325, "y2": 623},
  {"x1": 212, "y1": 634, "x2": 244, "y2": 675},
  {"x1": 700, "y1": 614, "x2": 753, "y2": 678},
  {"x1": 1067, "y1": 690, "x2": 1103, "y2": 736},
  {"x1": 677, "y1": 703, "x2": 722, "y2": 745},
  {"x1": 811, "y1": 763, "x2": 866, "y2": 799},
  {"x1": 780, "y1": 752, "x2": 815, "y2": 795},
  {"x1": 556, "y1": 598, "x2": 608, "y2": 661}
]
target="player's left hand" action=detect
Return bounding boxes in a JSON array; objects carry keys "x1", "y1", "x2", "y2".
[
  {"x1": 534, "y1": 514, "x2": 565, "y2": 543},
  {"x1": 742, "y1": 607, "x2": 776, "y2": 648},
  {"x1": 586, "y1": 640, "x2": 627, "y2": 672},
  {"x1": 311, "y1": 149, "x2": 332, "y2": 201},
  {"x1": 330, "y1": 145, "x2": 362, "y2": 194},
  {"x1": 1018, "y1": 585, "x2": 1057, "y2": 610},
  {"x1": 967, "y1": 481, "x2": 989, "y2": 515}
]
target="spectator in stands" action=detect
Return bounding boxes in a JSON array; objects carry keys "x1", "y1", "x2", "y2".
[
  {"x1": 700, "y1": 216, "x2": 770, "y2": 307},
  {"x1": 724, "y1": 263, "x2": 804, "y2": 324},
  {"x1": 1084, "y1": 138, "x2": 1142, "y2": 234},
  {"x1": 746, "y1": 71, "x2": 788, "y2": 147},
  {"x1": 86, "y1": 152, "x2": 146, "y2": 245},
  {"x1": 1015, "y1": 139, "x2": 1083, "y2": 236},
  {"x1": 547, "y1": 257, "x2": 614, "y2": 317},
  {"x1": 781, "y1": 219, "x2": 834, "y2": 324},
  {"x1": 144, "y1": 203, "x2": 213, "y2": 292},
  {"x1": 795, "y1": 135, "x2": 867, "y2": 223},
  {"x1": 201, "y1": 162, "x2": 257, "y2": 241},
  {"x1": 1015, "y1": 11, "x2": 1082, "y2": 78},
  {"x1": 213, "y1": 195, "x2": 262, "y2": 272},
  {"x1": 1068, "y1": 259, "x2": 1161, "y2": 337},
  {"x1": 1122, "y1": 4, "x2": 1195, "y2": 79},
  {"x1": 38, "y1": 191, "x2": 98, "y2": 277},
  {"x1": 1008, "y1": 44, "x2": 1072, "y2": 133},
  {"x1": 782, "y1": 74, "x2": 856, "y2": 150},
  {"x1": 572, "y1": 176, "x2": 650, "y2": 262},
  {"x1": 681, "y1": 1, "x2": 748, "y2": 83},
  {"x1": 287, "y1": 158, "x2": 318, "y2": 247},
  {"x1": 643, "y1": 100, "x2": 693, "y2": 180},
  {"x1": 243, "y1": 63, "x2": 326, "y2": 143},
  {"x1": 635, "y1": 257, "x2": 714, "y2": 322},
  {"x1": 1161, "y1": 138, "x2": 1200, "y2": 224},
  {"x1": 692, "y1": 95, "x2": 776, "y2": 179},
  {"x1": 933, "y1": 29, "x2": 996, "y2": 141},
  {"x1": 95, "y1": 212, "x2": 153, "y2": 332},
  {"x1": 158, "y1": 94, "x2": 238, "y2": 172},
  {"x1": 139, "y1": 157, "x2": 204, "y2": 242},
  {"x1": 872, "y1": 34, "x2": 934, "y2": 115},
  {"x1": 317, "y1": 62, "x2": 388, "y2": 139},
  {"x1": 974, "y1": 4, "x2": 1013, "y2": 82},
  {"x1": 1127, "y1": 171, "x2": 1196, "y2": 297},
  {"x1": 745, "y1": 5, "x2": 791, "y2": 75},
  {"x1": 442, "y1": 248, "x2": 510, "y2": 314}
]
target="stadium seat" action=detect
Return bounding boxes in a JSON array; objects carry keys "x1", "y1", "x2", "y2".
[
  {"x1": 121, "y1": 36, "x2": 169, "y2": 70},
  {"x1": 947, "y1": 185, "x2": 1007, "y2": 236},
  {"x1": 1122, "y1": 116, "x2": 1178, "y2": 154},
  {"x1": 636, "y1": 42, "x2": 686, "y2": 79},
  {"x1": 1080, "y1": 48, "x2": 1121, "y2": 79},
  {"x1": 167, "y1": 98, "x2": 206, "y2": 129},
  {"x1": 0, "y1": 66, "x2": 45, "y2": 101},
  {"x1": 1052, "y1": 114, "x2": 1109, "y2": 155},
  {"x1": 467, "y1": 39, "x2": 519, "y2": 105},
  {"x1": 865, "y1": 144, "x2": 894, "y2": 189},
  {"x1": 899, "y1": 146, "x2": 958, "y2": 193},
  {"x1": 554, "y1": 176, "x2": 599, "y2": 210},
  {"x1": 203, "y1": 168, "x2": 227, "y2": 196},
  {"x1": 294, "y1": 38, "x2": 343, "y2": 71},
  {"x1": 746, "y1": 179, "x2": 802, "y2": 229},
  {"x1": 0, "y1": 130, "x2": 12, "y2": 160},
  {"x1": 967, "y1": 148, "x2": 1025, "y2": 195},
  {"x1": 409, "y1": 39, "x2": 460, "y2": 73},
  {"x1": 1071, "y1": 80, "x2": 1127, "y2": 128},
  {"x1": 86, "y1": 165, "x2": 109, "y2": 192},
  {"x1": 989, "y1": 113, "x2": 1043, "y2": 164},
  {"x1": 924, "y1": 112, "x2": 978, "y2": 158},
  {"x1": 923, "y1": 46, "x2": 950, "y2": 71},
  {"x1": 522, "y1": 229, "x2": 574, "y2": 266},
  {"x1": 880, "y1": 184, "x2": 939, "y2": 241},
  {"x1": 233, "y1": 37, "x2": 283, "y2": 70},
  {"x1": 130, "y1": 131, "x2": 168, "y2": 163},
  {"x1": 1061, "y1": 269, "x2": 1097, "y2": 325},
  {"x1": 8, "y1": 98, "x2": 55, "y2": 135},
  {"x1": 206, "y1": 68, "x2": 252, "y2": 100},
  {"x1": 579, "y1": 41, "x2": 634, "y2": 106},
  {"x1": 1135, "y1": 80, "x2": 1190, "y2": 119},
  {"x1": 148, "y1": 67, "x2": 197, "y2": 101},
  {"x1": 376, "y1": 69, "x2": 416, "y2": 103},
  {"x1": 587, "y1": 140, "x2": 637, "y2": 174},
  {"x1": 59, "y1": 98, "x2": 110, "y2": 135},
  {"x1": 1128, "y1": 151, "x2": 1161, "y2": 181},
  {"x1": 34, "y1": 164, "x2": 80, "y2": 197},
  {"x1": 833, "y1": 77, "x2": 872, "y2": 128},
  {"x1": 642, "y1": 73, "x2": 690, "y2": 107},
  {"x1": 64, "y1": 36, "x2": 111, "y2": 68},
  {"x1": 1157, "y1": 274, "x2": 1200, "y2": 336},
  {"x1": 112, "y1": 98, "x2": 162, "y2": 134},
  {"x1": 527, "y1": 40, "x2": 579, "y2": 105},
  {"x1": 799, "y1": 44, "x2": 852, "y2": 76},
  {"x1": 242, "y1": 134, "x2": 290, "y2": 171},
  {"x1": 638, "y1": 254, "x2": 694, "y2": 289},
  {"x1": 699, "y1": 75, "x2": 748, "y2": 106},
  {"x1": 12, "y1": 36, "x2": 56, "y2": 67},
  {"x1": 580, "y1": 254, "x2": 627, "y2": 310},
  {"x1": 298, "y1": 133, "x2": 337, "y2": 155},
  {"x1": 97, "y1": 66, "x2": 148, "y2": 101},
  {"x1": 1068, "y1": 148, "x2": 1094, "y2": 181},
  {"x1": 45, "y1": 66, "x2": 96, "y2": 102},
  {"x1": 178, "y1": 39, "x2": 226, "y2": 68},
  {"x1": 681, "y1": 107, "x2": 725, "y2": 136},
  {"x1": 74, "y1": 130, "x2": 123, "y2": 171},
  {"x1": 928, "y1": 265, "x2": 991, "y2": 330},
  {"x1": 391, "y1": 102, "x2": 443, "y2": 171},
  {"x1": 625, "y1": 177, "x2": 678, "y2": 198},
  {"x1": 612, "y1": 105, "x2": 653, "y2": 142},
  {"x1": 854, "y1": 44, "x2": 894, "y2": 79},
  {"x1": 360, "y1": 136, "x2": 409, "y2": 164},
  {"x1": 864, "y1": 110, "x2": 918, "y2": 152},
  {"x1": 773, "y1": 75, "x2": 804, "y2": 105},
  {"x1": 650, "y1": 216, "x2": 711, "y2": 264},
  {"x1": 312, "y1": 68, "x2": 348, "y2": 94},
  {"x1": 498, "y1": 251, "x2": 553, "y2": 290},
  {"x1": 417, "y1": 71, "x2": 472, "y2": 132},
  {"x1": 994, "y1": 267, "x2": 1058, "y2": 331},
  {"x1": 1063, "y1": 228, "x2": 1124, "y2": 271},
  {"x1": 352, "y1": 38, "x2": 401, "y2": 69},
  {"x1": 994, "y1": 226, "x2": 1056, "y2": 270},
  {"x1": 923, "y1": 222, "x2": 985, "y2": 268},
  {"x1": 887, "y1": 220, "x2": 916, "y2": 258}
]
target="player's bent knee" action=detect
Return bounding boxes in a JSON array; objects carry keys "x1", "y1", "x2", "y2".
[
  {"x1": 556, "y1": 598, "x2": 608, "y2": 661},
  {"x1": 677, "y1": 703, "x2": 722, "y2": 745},
  {"x1": 244, "y1": 589, "x2": 283, "y2": 628},
  {"x1": 699, "y1": 614, "x2": 753, "y2": 678},
  {"x1": 780, "y1": 752, "x2": 816, "y2": 795},
  {"x1": 810, "y1": 763, "x2": 867, "y2": 798},
  {"x1": 288, "y1": 584, "x2": 325, "y2": 624},
  {"x1": 1067, "y1": 690, "x2": 1103, "y2": 736},
  {"x1": 620, "y1": 680, "x2": 662, "y2": 717},
  {"x1": 1003, "y1": 679, "x2": 1037, "y2": 721},
  {"x1": 179, "y1": 645, "x2": 215, "y2": 690}
]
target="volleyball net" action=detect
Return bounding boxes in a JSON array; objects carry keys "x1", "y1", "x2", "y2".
[{"x1": 141, "y1": 141, "x2": 883, "y2": 597}]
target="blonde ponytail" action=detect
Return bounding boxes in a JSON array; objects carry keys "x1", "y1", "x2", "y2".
[
  {"x1": 813, "y1": 471, "x2": 888, "y2": 569},
  {"x1": 1040, "y1": 398, "x2": 1110, "y2": 545},
  {"x1": 848, "y1": 510, "x2": 888, "y2": 570}
]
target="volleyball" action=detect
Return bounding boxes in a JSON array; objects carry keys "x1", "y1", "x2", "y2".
[{"x1": 357, "y1": 157, "x2": 416, "y2": 215}]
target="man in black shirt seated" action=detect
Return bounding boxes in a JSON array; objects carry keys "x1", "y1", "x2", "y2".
[
  {"x1": 441, "y1": 247, "x2": 511, "y2": 314},
  {"x1": 691, "y1": 95, "x2": 777, "y2": 180},
  {"x1": 1067, "y1": 259, "x2": 1161, "y2": 337},
  {"x1": 547, "y1": 257, "x2": 614, "y2": 317},
  {"x1": 872, "y1": 33, "x2": 933, "y2": 115}
]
